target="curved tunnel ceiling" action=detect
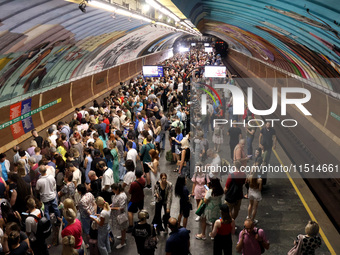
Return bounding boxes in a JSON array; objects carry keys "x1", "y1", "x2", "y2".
[
  {"x1": 171, "y1": 0, "x2": 340, "y2": 92},
  {"x1": 0, "y1": 0, "x2": 185, "y2": 106}
]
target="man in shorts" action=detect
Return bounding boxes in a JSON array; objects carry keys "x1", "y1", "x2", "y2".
[{"x1": 127, "y1": 170, "x2": 145, "y2": 233}]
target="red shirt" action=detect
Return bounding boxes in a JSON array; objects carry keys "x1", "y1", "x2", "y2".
[
  {"x1": 217, "y1": 219, "x2": 233, "y2": 236},
  {"x1": 129, "y1": 177, "x2": 145, "y2": 203},
  {"x1": 61, "y1": 218, "x2": 83, "y2": 249},
  {"x1": 103, "y1": 118, "x2": 110, "y2": 134}
]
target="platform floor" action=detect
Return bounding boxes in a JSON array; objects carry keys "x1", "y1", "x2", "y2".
[{"x1": 50, "y1": 129, "x2": 334, "y2": 254}]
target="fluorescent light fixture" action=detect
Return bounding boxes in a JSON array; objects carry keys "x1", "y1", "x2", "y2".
[
  {"x1": 89, "y1": 0, "x2": 151, "y2": 23},
  {"x1": 146, "y1": 0, "x2": 180, "y2": 22},
  {"x1": 90, "y1": 0, "x2": 117, "y2": 12},
  {"x1": 142, "y1": 4, "x2": 150, "y2": 12}
]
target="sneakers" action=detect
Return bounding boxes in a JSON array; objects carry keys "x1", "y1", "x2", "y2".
[
  {"x1": 116, "y1": 243, "x2": 126, "y2": 249},
  {"x1": 150, "y1": 201, "x2": 156, "y2": 206},
  {"x1": 116, "y1": 236, "x2": 127, "y2": 240},
  {"x1": 206, "y1": 220, "x2": 212, "y2": 226},
  {"x1": 195, "y1": 234, "x2": 206, "y2": 240},
  {"x1": 254, "y1": 219, "x2": 259, "y2": 225},
  {"x1": 195, "y1": 216, "x2": 201, "y2": 222}
]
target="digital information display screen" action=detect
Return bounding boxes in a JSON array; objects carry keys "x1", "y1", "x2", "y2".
[
  {"x1": 142, "y1": 66, "x2": 164, "y2": 77},
  {"x1": 204, "y1": 66, "x2": 227, "y2": 78},
  {"x1": 205, "y1": 47, "x2": 213, "y2": 53}
]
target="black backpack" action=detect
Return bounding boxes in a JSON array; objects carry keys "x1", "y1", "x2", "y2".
[
  {"x1": 28, "y1": 209, "x2": 52, "y2": 240},
  {"x1": 225, "y1": 173, "x2": 244, "y2": 203}
]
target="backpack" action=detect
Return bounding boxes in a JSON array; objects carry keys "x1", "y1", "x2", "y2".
[
  {"x1": 144, "y1": 225, "x2": 158, "y2": 251},
  {"x1": 28, "y1": 209, "x2": 52, "y2": 240},
  {"x1": 225, "y1": 173, "x2": 244, "y2": 203}
]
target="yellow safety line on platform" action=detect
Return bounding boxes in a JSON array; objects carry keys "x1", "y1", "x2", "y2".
[
  {"x1": 233, "y1": 66, "x2": 336, "y2": 255},
  {"x1": 272, "y1": 149, "x2": 335, "y2": 255}
]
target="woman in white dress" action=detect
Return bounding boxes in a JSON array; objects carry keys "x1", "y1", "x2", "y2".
[{"x1": 148, "y1": 149, "x2": 160, "y2": 205}]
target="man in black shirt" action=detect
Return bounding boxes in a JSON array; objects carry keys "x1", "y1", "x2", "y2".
[
  {"x1": 259, "y1": 121, "x2": 277, "y2": 165},
  {"x1": 227, "y1": 121, "x2": 242, "y2": 161},
  {"x1": 91, "y1": 149, "x2": 106, "y2": 178},
  {"x1": 31, "y1": 129, "x2": 43, "y2": 149},
  {"x1": 86, "y1": 170, "x2": 102, "y2": 198},
  {"x1": 132, "y1": 210, "x2": 156, "y2": 255}
]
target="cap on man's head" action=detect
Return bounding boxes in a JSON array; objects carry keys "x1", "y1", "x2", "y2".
[{"x1": 48, "y1": 127, "x2": 54, "y2": 134}]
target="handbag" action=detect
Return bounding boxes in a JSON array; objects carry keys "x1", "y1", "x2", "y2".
[
  {"x1": 195, "y1": 199, "x2": 206, "y2": 216},
  {"x1": 287, "y1": 235, "x2": 304, "y2": 255},
  {"x1": 117, "y1": 213, "x2": 128, "y2": 225}
]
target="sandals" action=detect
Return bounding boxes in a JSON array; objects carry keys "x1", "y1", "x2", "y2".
[{"x1": 195, "y1": 234, "x2": 206, "y2": 240}]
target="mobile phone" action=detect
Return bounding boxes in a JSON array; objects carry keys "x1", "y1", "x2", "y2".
[
  {"x1": 153, "y1": 224, "x2": 157, "y2": 228},
  {"x1": 90, "y1": 215, "x2": 98, "y2": 219},
  {"x1": 22, "y1": 212, "x2": 29, "y2": 216},
  {"x1": 204, "y1": 185, "x2": 209, "y2": 191},
  {"x1": 247, "y1": 155, "x2": 252, "y2": 158}
]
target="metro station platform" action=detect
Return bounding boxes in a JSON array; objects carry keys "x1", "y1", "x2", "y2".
[{"x1": 48, "y1": 128, "x2": 339, "y2": 254}]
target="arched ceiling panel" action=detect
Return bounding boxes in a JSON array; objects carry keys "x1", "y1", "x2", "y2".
[
  {"x1": 171, "y1": 0, "x2": 340, "y2": 92},
  {"x1": 0, "y1": 0, "x2": 185, "y2": 106}
]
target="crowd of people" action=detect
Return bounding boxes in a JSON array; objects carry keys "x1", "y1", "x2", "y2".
[{"x1": 0, "y1": 45, "x2": 322, "y2": 255}]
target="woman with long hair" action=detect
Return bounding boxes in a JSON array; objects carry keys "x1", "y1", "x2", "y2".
[
  {"x1": 103, "y1": 148, "x2": 114, "y2": 170},
  {"x1": 97, "y1": 127, "x2": 107, "y2": 149},
  {"x1": 148, "y1": 149, "x2": 160, "y2": 205},
  {"x1": 41, "y1": 140, "x2": 51, "y2": 158},
  {"x1": 7, "y1": 172, "x2": 31, "y2": 214},
  {"x1": 61, "y1": 235, "x2": 78, "y2": 255},
  {"x1": 152, "y1": 173, "x2": 172, "y2": 233},
  {"x1": 210, "y1": 204, "x2": 235, "y2": 255},
  {"x1": 247, "y1": 167, "x2": 262, "y2": 224},
  {"x1": 191, "y1": 163, "x2": 210, "y2": 221},
  {"x1": 111, "y1": 183, "x2": 128, "y2": 249},
  {"x1": 175, "y1": 175, "x2": 191, "y2": 228},
  {"x1": 109, "y1": 141, "x2": 120, "y2": 183},
  {"x1": 93, "y1": 197, "x2": 111, "y2": 255},
  {"x1": 195, "y1": 178, "x2": 224, "y2": 240}
]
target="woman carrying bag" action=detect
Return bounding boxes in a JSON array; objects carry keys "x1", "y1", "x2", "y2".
[
  {"x1": 195, "y1": 178, "x2": 224, "y2": 240},
  {"x1": 152, "y1": 173, "x2": 172, "y2": 234},
  {"x1": 288, "y1": 220, "x2": 321, "y2": 255},
  {"x1": 110, "y1": 183, "x2": 128, "y2": 250}
]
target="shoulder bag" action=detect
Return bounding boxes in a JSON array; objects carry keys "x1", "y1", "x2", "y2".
[{"x1": 287, "y1": 234, "x2": 304, "y2": 255}]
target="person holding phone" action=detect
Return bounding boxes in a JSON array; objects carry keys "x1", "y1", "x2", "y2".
[
  {"x1": 92, "y1": 197, "x2": 111, "y2": 255},
  {"x1": 195, "y1": 178, "x2": 224, "y2": 240},
  {"x1": 191, "y1": 164, "x2": 210, "y2": 221}
]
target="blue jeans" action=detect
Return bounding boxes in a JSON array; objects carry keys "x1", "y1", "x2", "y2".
[
  {"x1": 247, "y1": 136, "x2": 254, "y2": 156},
  {"x1": 161, "y1": 133, "x2": 166, "y2": 150},
  {"x1": 119, "y1": 159, "x2": 126, "y2": 180},
  {"x1": 98, "y1": 224, "x2": 111, "y2": 255},
  {"x1": 80, "y1": 216, "x2": 91, "y2": 235},
  {"x1": 43, "y1": 197, "x2": 60, "y2": 220}
]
